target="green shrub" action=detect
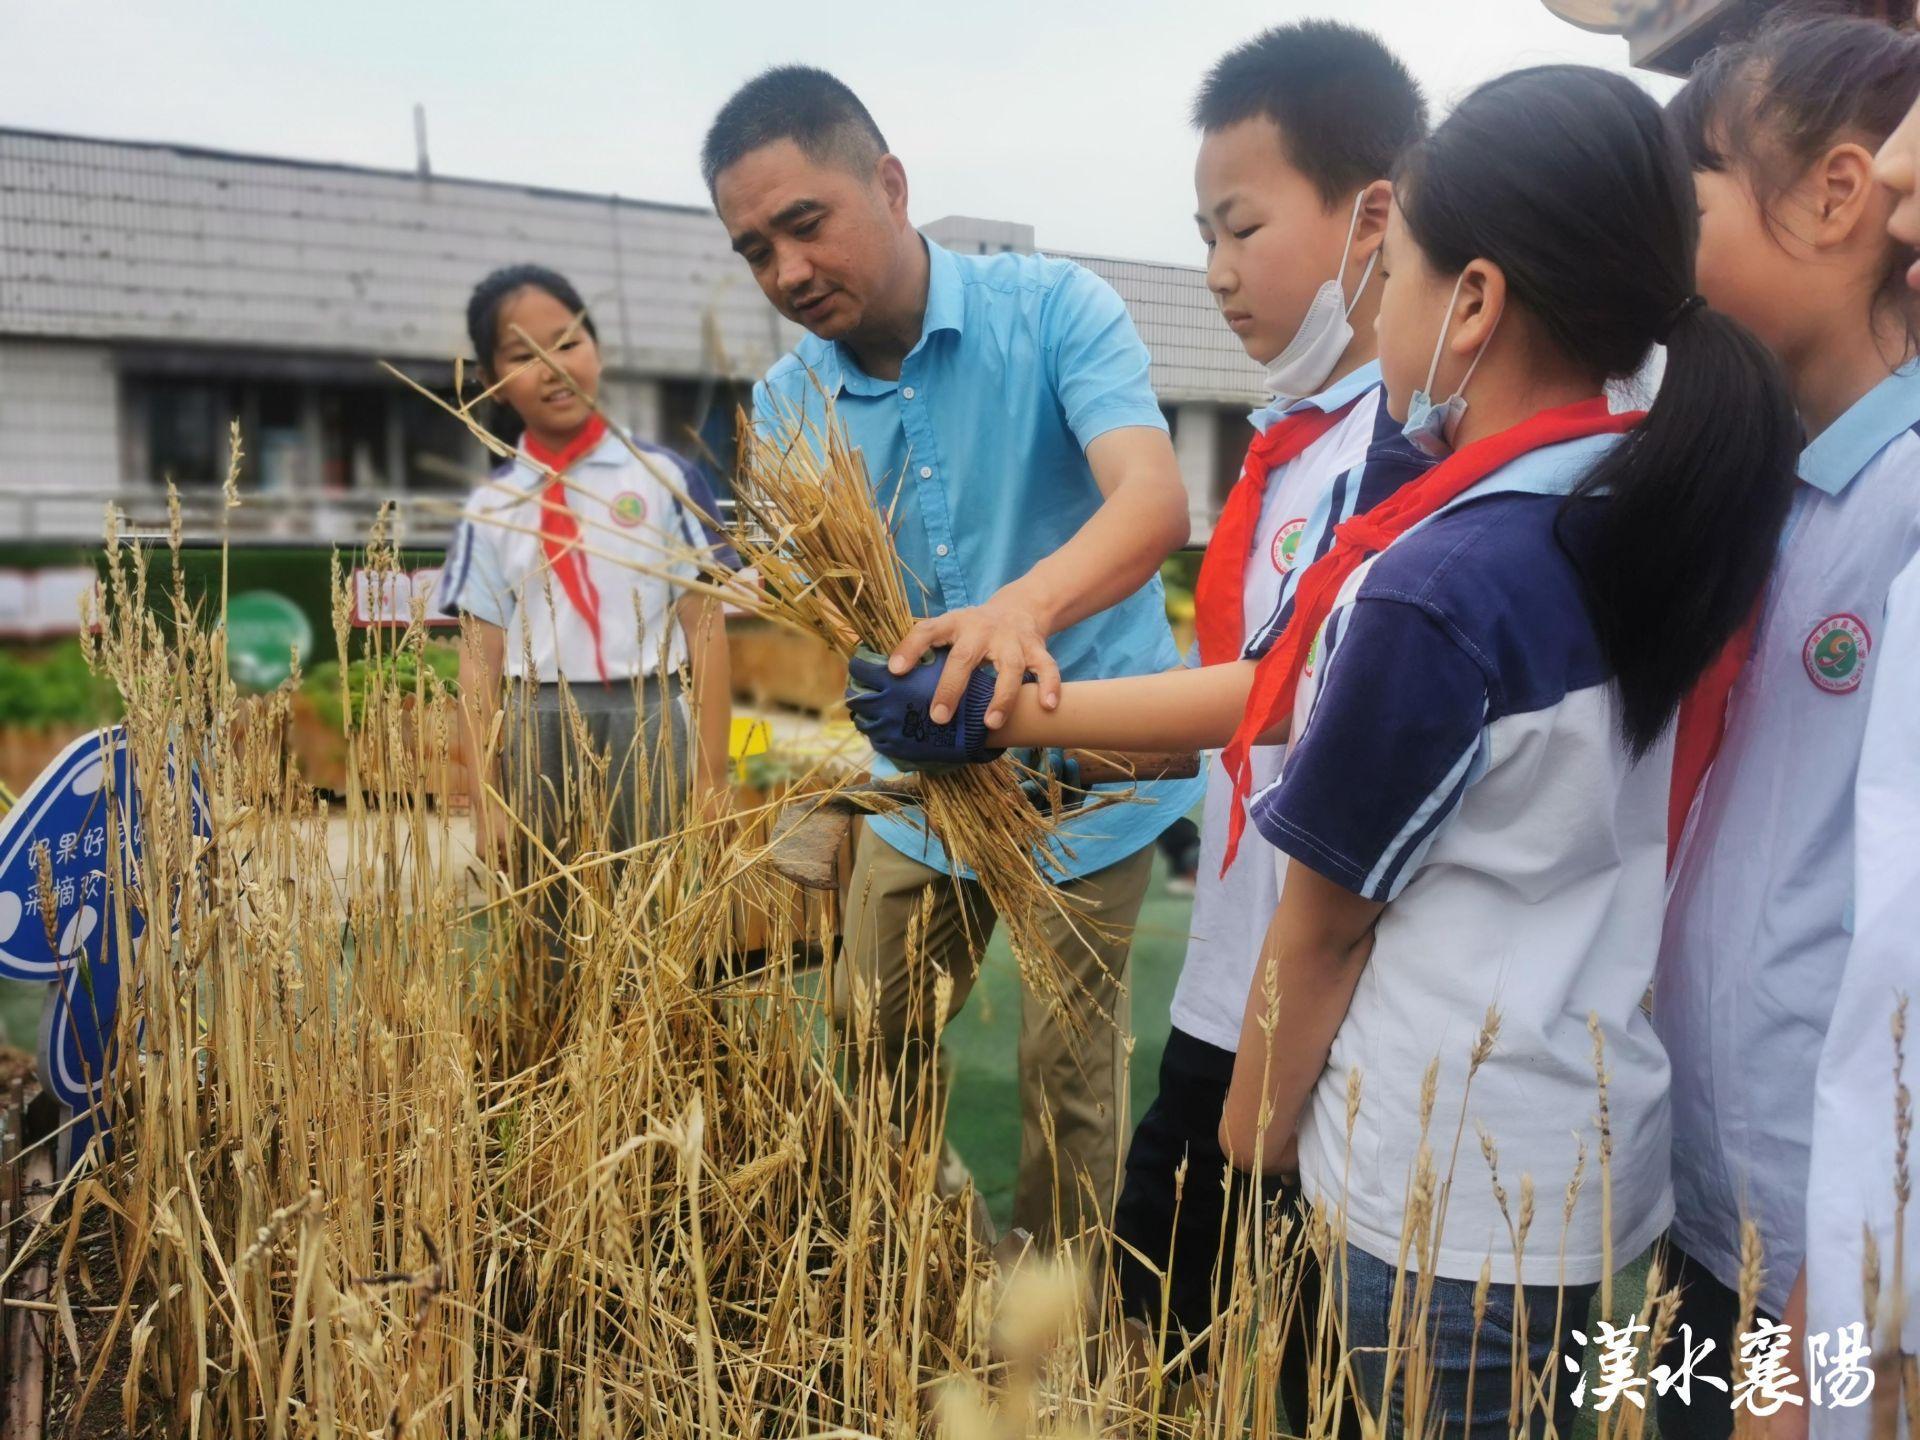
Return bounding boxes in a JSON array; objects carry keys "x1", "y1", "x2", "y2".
[
  {"x1": 301, "y1": 641, "x2": 460, "y2": 731},
  {"x1": 0, "y1": 640, "x2": 123, "y2": 730}
]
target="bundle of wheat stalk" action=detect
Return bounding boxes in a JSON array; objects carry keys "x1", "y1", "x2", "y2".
[{"x1": 726, "y1": 404, "x2": 1109, "y2": 1032}]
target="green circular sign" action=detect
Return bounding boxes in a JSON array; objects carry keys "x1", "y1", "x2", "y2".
[{"x1": 226, "y1": 590, "x2": 314, "y2": 691}]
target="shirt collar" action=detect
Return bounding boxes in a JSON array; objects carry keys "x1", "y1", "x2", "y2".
[
  {"x1": 513, "y1": 422, "x2": 627, "y2": 483},
  {"x1": 1249, "y1": 359, "x2": 1383, "y2": 434},
  {"x1": 818, "y1": 235, "x2": 964, "y2": 399},
  {"x1": 1799, "y1": 362, "x2": 1920, "y2": 495}
]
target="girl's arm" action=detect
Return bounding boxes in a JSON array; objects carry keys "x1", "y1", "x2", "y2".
[
  {"x1": 990, "y1": 658, "x2": 1283, "y2": 752},
  {"x1": 1218, "y1": 859, "x2": 1384, "y2": 1173},
  {"x1": 677, "y1": 593, "x2": 733, "y2": 806},
  {"x1": 456, "y1": 618, "x2": 510, "y2": 866}
]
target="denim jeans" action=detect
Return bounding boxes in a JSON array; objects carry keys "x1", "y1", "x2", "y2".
[{"x1": 1341, "y1": 1242, "x2": 1596, "y2": 1439}]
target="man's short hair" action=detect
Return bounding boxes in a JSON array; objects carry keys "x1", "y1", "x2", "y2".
[
  {"x1": 702, "y1": 65, "x2": 889, "y2": 192},
  {"x1": 1193, "y1": 21, "x2": 1428, "y2": 204}
]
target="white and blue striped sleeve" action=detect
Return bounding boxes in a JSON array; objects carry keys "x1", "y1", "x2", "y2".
[
  {"x1": 1250, "y1": 598, "x2": 1488, "y2": 901},
  {"x1": 435, "y1": 509, "x2": 512, "y2": 629}
]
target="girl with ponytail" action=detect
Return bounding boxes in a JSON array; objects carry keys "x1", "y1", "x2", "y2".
[
  {"x1": 1652, "y1": 17, "x2": 1920, "y2": 1433},
  {"x1": 850, "y1": 59, "x2": 1801, "y2": 1436}
]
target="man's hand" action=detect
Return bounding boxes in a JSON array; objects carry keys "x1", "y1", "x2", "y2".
[
  {"x1": 889, "y1": 596, "x2": 1062, "y2": 731},
  {"x1": 846, "y1": 645, "x2": 1004, "y2": 767}
]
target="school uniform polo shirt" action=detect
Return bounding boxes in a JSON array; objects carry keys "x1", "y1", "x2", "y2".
[
  {"x1": 1806, "y1": 548, "x2": 1920, "y2": 1427},
  {"x1": 1251, "y1": 433, "x2": 1673, "y2": 1285},
  {"x1": 753, "y1": 236, "x2": 1205, "y2": 881},
  {"x1": 1170, "y1": 363, "x2": 1434, "y2": 1053},
  {"x1": 436, "y1": 426, "x2": 731, "y2": 682},
  {"x1": 1658, "y1": 364, "x2": 1920, "y2": 1318}
]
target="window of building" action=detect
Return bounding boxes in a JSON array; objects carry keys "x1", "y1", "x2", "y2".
[{"x1": 123, "y1": 371, "x2": 477, "y2": 493}]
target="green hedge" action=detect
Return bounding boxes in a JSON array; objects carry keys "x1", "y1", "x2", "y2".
[{"x1": 0, "y1": 641, "x2": 123, "y2": 729}]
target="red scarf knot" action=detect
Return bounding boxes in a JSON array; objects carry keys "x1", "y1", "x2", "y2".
[{"x1": 524, "y1": 415, "x2": 612, "y2": 683}]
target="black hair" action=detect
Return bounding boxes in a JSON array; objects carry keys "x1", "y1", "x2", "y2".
[
  {"x1": 1672, "y1": 12, "x2": 1920, "y2": 316},
  {"x1": 466, "y1": 263, "x2": 597, "y2": 371},
  {"x1": 464, "y1": 264, "x2": 598, "y2": 444},
  {"x1": 1396, "y1": 65, "x2": 1800, "y2": 757},
  {"x1": 701, "y1": 65, "x2": 888, "y2": 193},
  {"x1": 1192, "y1": 20, "x2": 1427, "y2": 204}
]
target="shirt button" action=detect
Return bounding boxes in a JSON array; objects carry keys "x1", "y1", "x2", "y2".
[
  {"x1": 936, "y1": 544, "x2": 950, "y2": 557},
  {"x1": 902, "y1": 386, "x2": 916, "y2": 400},
  {"x1": 919, "y1": 465, "x2": 933, "y2": 479}
]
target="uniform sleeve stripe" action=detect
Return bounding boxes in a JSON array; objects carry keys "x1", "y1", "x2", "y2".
[
  {"x1": 1364, "y1": 727, "x2": 1483, "y2": 900},
  {"x1": 439, "y1": 520, "x2": 476, "y2": 613}
]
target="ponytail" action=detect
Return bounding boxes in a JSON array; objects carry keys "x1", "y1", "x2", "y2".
[
  {"x1": 1572, "y1": 303, "x2": 1799, "y2": 755},
  {"x1": 1395, "y1": 66, "x2": 1800, "y2": 757}
]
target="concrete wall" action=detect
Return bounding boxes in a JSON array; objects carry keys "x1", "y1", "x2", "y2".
[
  {"x1": 601, "y1": 376, "x2": 664, "y2": 442},
  {"x1": 1174, "y1": 401, "x2": 1222, "y2": 543},
  {"x1": 0, "y1": 338, "x2": 120, "y2": 492}
]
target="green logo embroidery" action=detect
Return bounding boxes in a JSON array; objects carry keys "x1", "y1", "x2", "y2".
[
  {"x1": 1272, "y1": 518, "x2": 1307, "y2": 574},
  {"x1": 611, "y1": 491, "x2": 646, "y2": 527},
  {"x1": 1804, "y1": 613, "x2": 1869, "y2": 694}
]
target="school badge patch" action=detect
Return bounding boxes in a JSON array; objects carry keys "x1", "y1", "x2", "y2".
[
  {"x1": 611, "y1": 491, "x2": 647, "y2": 527},
  {"x1": 1271, "y1": 518, "x2": 1307, "y2": 574},
  {"x1": 1804, "y1": 613, "x2": 1870, "y2": 694}
]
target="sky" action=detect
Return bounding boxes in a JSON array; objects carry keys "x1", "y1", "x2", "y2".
[{"x1": 2, "y1": 0, "x2": 1677, "y2": 265}]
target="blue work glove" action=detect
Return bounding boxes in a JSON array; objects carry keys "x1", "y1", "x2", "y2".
[
  {"x1": 1009, "y1": 747, "x2": 1086, "y2": 813},
  {"x1": 846, "y1": 645, "x2": 1002, "y2": 768}
]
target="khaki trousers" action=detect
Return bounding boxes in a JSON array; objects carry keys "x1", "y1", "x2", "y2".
[{"x1": 833, "y1": 832, "x2": 1153, "y2": 1243}]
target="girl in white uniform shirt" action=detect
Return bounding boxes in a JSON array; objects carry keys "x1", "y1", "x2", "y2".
[
  {"x1": 1654, "y1": 21, "x2": 1920, "y2": 1434},
  {"x1": 853, "y1": 66, "x2": 1802, "y2": 1436},
  {"x1": 1800, "y1": 48, "x2": 1920, "y2": 1440},
  {"x1": 438, "y1": 265, "x2": 734, "y2": 870}
]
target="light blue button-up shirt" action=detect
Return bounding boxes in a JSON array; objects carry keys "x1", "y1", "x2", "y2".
[{"x1": 753, "y1": 236, "x2": 1206, "y2": 880}]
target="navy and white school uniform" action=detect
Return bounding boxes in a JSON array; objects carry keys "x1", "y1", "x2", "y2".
[
  {"x1": 1805, "y1": 545, "x2": 1920, "y2": 1439},
  {"x1": 1658, "y1": 364, "x2": 1920, "y2": 1319},
  {"x1": 1112, "y1": 362, "x2": 1431, "y2": 1356},
  {"x1": 436, "y1": 421, "x2": 735, "y2": 843},
  {"x1": 1250, "y1": 430, "x2": 1673, "y2": 1284}
]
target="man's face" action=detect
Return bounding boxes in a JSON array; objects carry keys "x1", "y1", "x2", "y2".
[{"x1": 714, "y1": 139, "x2": 907, "y2": 342}]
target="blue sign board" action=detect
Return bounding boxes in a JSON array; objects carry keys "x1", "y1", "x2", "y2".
[{"x1": 0, "y1": 726, "x2": 203, "y2": 1169}]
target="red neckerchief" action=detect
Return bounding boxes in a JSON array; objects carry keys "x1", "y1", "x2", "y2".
[
  {"x1": 1218, "y1": 395, "x2": 1645, "y2": 874},
  {"x1": 1668, "y1": 605, "x2": 1759, "y2": 866},
  {"x1": 524, "y1": 414, "x2": 611, "y2": 683},
  {"x1": 1194, "y1": 402, "x2": 1358, "y2": 667}
]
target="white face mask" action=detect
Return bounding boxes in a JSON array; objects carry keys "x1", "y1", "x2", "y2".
[
  {"x1": 1399, "y1": 270, "x2": 1501, "y2": 458},
  {"x1": 1259, "y1": 191, "x2": 1379, "y2": 403}
]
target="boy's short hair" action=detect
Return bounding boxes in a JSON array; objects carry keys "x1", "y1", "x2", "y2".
[
  {"x1": 1193, "y1": 21, "x2": 1427, "y2": 204},
  {"x1": 702, "y1": 65, "x2": 889, "y2": 193}
]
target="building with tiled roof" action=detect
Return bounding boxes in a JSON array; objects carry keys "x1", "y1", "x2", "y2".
[{"x1": 0, "y1": 128, "x2": 1263, "y2": 545}]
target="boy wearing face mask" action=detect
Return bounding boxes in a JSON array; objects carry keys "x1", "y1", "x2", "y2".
[{"x1": 1128, "y1": 20, "x2": 1428, "y2": 1386}]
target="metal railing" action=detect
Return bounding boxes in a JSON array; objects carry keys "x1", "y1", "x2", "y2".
[
  {"x1": 0, "y1": 487, "x2": 462, "y2": 549},
  {"x1": 0, "y1": 487, "x2": 763, "y2": 552}
]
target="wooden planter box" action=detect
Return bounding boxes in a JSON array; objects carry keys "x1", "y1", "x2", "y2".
[
  {"x1": 0, "y1": 725, "x2": 93, "y2": 796},
  {"x1": 729, "y1": 620, "x2": 848, "y2": 715},
  {"x1": 286, "y1": 691, "x2": 469, "y2": 805}
]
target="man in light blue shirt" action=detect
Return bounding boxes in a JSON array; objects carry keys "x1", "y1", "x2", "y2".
[{"x1": 705, "y1": 65, "x2": 1204, "y2": 1239}]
